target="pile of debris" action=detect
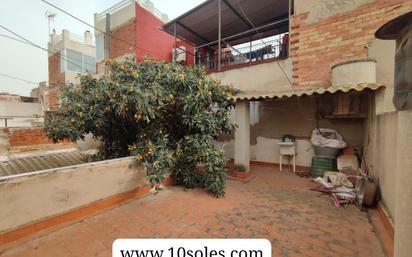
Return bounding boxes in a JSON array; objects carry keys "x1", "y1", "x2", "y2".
[
  {"x1": 309, "y1": 129, "x2": 378, "y2": 208},
  {"x1": 311, "y1": 168, "x2": 377, "y2": 208}
]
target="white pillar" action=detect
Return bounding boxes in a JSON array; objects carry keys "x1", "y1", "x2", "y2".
[
  {"x1": 394, "y1": 110, "x2": 412, "y2": 257},
  {"x1": 234, "y1": 100, "x2": 250, "y2": 172}
]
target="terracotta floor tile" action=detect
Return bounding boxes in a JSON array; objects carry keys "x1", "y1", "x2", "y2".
[{"x1": 0, "y1": 167, "x2": 385, "y2": 257}]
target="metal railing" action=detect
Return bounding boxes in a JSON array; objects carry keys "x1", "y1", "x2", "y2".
[
  {"x1": 196, "y1": 38, "x2": 289, "y2": 72},
  {"x1": 69, "y1": 33, "x2": 95, "y2": 46},
  {"x1": 95, "y1": 0, "x2": 168, "y2": 22},
  {"x1": 95, "y1": 0, "x2": 133, "y2": 21},
  {"x1": 137, "y1": 0, "x2": 169, "y2": 22},
  {"x1": 49, "y1": 32, "x2": 94, "y2": 46}
]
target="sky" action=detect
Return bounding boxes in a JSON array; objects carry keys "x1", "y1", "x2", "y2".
[{"x1": 0, "y1": 0, "x2": 205, "y2": 96}]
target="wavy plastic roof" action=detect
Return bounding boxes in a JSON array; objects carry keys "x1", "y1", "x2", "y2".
[
  {"x1": 0, "y1": 151, "x2": 85, "y2": 177},
  {"x1": 232, "y1": 83, "x2": 386, "y2": 101}
]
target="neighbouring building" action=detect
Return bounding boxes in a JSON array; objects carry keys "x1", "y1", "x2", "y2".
[
  {"x1": 164, "y1": 0, "x2": 412, "y2": 256},
  {"x1": 0, "y1": 92, "x2": 42, "y2": 128},
  {"x1": 94, "y1": 0, "x2": 194, "y2": 74},
  {"x1": 46, "y1": 29, "x2": 96, "y2": 109}
]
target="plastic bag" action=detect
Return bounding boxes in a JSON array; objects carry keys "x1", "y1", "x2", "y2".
[{"x1": 311, "y1": 128, "x2": 346, "y2": 149}]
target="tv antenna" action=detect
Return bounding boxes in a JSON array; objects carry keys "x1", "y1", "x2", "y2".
[{"x1": 45, "y1": 11, "x2": 57, "y2": 35}]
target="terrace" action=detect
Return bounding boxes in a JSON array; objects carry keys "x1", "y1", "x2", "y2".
[
  {"x1": 0, "y1": 164, "x2": 389, "y2": 257},
  {"x1": 162, "y1": 0, "x2": 289, "y2": 73}
]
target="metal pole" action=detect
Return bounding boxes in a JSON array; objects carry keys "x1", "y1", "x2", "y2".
[
  {"x1": 217, "y1": 0, "x2": 222, "y2": 71},
  {"x1": 249, "y1": 37, "x2": 252, "y2": 63},
  {"x1": 173, "y1": 22, "x2": 177, "y2": 63}
]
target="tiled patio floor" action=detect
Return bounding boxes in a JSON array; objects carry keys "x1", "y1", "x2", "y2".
[{"x1": 0, "y1": 166, "x2": 385, "y2": 257}]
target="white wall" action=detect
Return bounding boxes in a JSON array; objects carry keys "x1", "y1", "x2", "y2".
[
  {"x1": 368, "y1": 39, "x2": 396, "y2": 114},
  {"x1": 218, "y1": 96, "x2": 366, "y2": 167},
  {"x1": 363, "y1": 38, "x2": 398, "y2": 220},
  {"x1": 0, "y1": 157, "x2": 147, "y2": 232},
  {"x1": 0, "y1": 101, "x2": 42, "y2": 117},
  {"x1": 0, "y1": 101, "x2": 43, "y2": 127},
  {"x1": 209, "y1": 59, "x2": 292, "y2": 92}
]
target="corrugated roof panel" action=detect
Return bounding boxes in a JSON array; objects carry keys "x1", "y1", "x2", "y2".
[
  {"x1": 232, "y1": 83, "x2": 386, "y2": 101},
  {"x1": 0, "y1": 151, "x2": 86, "y2": 177}
]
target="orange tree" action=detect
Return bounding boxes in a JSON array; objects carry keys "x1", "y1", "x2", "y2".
[{"x1": 45, "y1": 58, "x2": 238, "y2": 197}]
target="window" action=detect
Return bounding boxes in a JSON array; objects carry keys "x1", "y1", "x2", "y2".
[
  {"x1": 84, "y1": 55, "x2": 96, "y2": 73},
  {"x1": 60, "y1": 48, "x2": 96, "y2": 74},
  {"x1": 96, "y1": 33, "x2": 104, "y2": 60},
  {"x1": 66, "y1": 49, "x2": 83, "y2": 72}
]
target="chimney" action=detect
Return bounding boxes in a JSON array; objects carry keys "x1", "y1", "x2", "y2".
[
  {"x1": 84, "y1": 30, "x2": 92, "y2": 44},
  {"x1": 50, "y1": 29, "x2": 58, "y2": 44}
]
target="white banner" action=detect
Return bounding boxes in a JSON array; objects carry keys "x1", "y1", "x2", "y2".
[{"x1": 113, "y1": 239, "x2": 271, "y2": 257}]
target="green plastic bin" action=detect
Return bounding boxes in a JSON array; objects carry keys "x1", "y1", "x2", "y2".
[{"x1": 311, "y1": 156, "x2": 337, "y2": 178}]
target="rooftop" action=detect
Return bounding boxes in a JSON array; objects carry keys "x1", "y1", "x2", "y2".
[
  {"x1": 0, "y1": 166, "x2": 387, "y2": 257},
  {"x1": 162, "y1": 0, "x2": 289, "y2": 46}
]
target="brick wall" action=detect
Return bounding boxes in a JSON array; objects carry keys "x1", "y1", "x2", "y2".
[
  {"x1": 48, "y1": 52, "x2": 65, "y2": 108},
  {"x1": 290, "y1": 0, "x2": 412, "y2": 87},
  {"x1": 48, "y1": 86, "x2": 60, "y2": 109},
  {"x1": 3, "y1": 128, "x2": 52, "y2": 147},
  {"x1": 2, "y1": 128, "x2": 72, "y2": 148},
  {"x1": 110, "y1": 19, "x2": 136, "y2": 60},
  {"x1": 0, "y1": 94, "x2": 21, "y2": 102},
  {"x1": 48, "y1": 52, "x2": 65, "y2": 86}
]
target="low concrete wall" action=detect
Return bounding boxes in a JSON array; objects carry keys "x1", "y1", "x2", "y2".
[
  {"x1": 208, "y1": 59, "x2": 292, "y2": 92},
  {"x1": 0, "y1": 157, "x2": 146, "y2": 232},
  {"x1": 332, "y1": 60, "x2": 376, "y2": 87},
  {"x1": 365, "y1": 111, "x2": 398, "y2": 221}
]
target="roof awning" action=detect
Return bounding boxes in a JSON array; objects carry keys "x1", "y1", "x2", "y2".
[
  {"x1": 232, "y1": 83, "x2": 385, "y2": 101},
  {"x1": 162, "y1": 0, "x2": 289, "y2": 47}
]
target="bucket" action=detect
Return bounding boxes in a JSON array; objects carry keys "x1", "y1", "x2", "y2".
[{"x1": 312, "y1": 145, "x2": 340, "y2": 158}]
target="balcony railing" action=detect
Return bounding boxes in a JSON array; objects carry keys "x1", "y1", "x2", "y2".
[
  {"x1": 95, "y1": 0, "x2": 168, "y2": 23},
  {"x1": 49, "y1": 31, "x2": 94, "y2": 46},
  {"x1": 69, "y1": 33, "x2": 94, "y2": 46},
  {"x1": 196, "y1": 37, "x2": 289, "y2": 72},
  {"x1": 95, "y1": 0, "x2": 133, "y2": 21}
]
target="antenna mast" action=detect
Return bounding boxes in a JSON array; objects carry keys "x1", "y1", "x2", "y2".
[{"x1": 45, "y1": 11, "x2": 57, "y2": 35}]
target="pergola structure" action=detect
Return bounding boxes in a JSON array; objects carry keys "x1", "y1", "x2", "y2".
[{"x1": 162, "y1": 0, "x2": 290, "y2": 71}]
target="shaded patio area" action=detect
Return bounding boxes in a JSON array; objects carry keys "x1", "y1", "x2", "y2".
[{"x1": 0, "y1": 166, "x2": 385, "y2": 257}]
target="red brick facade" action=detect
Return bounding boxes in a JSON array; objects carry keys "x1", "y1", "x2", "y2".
[
  {"x1": 109, "y1": 19, "x2": 137, "y2": 60},
  {"x1": 48, "y1": 52, "x2": 65, "y2": 107},
  {"x1": 48, "y1": 52, "x2": 65, "y2": 86},
  {"x1": 2, "y1": 128, "x2": 72, "y2": 148},
  {"x1": 3, "y1": 128, "x2": 53, "y2": 147},
  {"x1": 290, "y1": 0, "x2": 412, "y2": 87},
  {"x1": 104, "y1": 4, "x2": 194, "y2": 65}
]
